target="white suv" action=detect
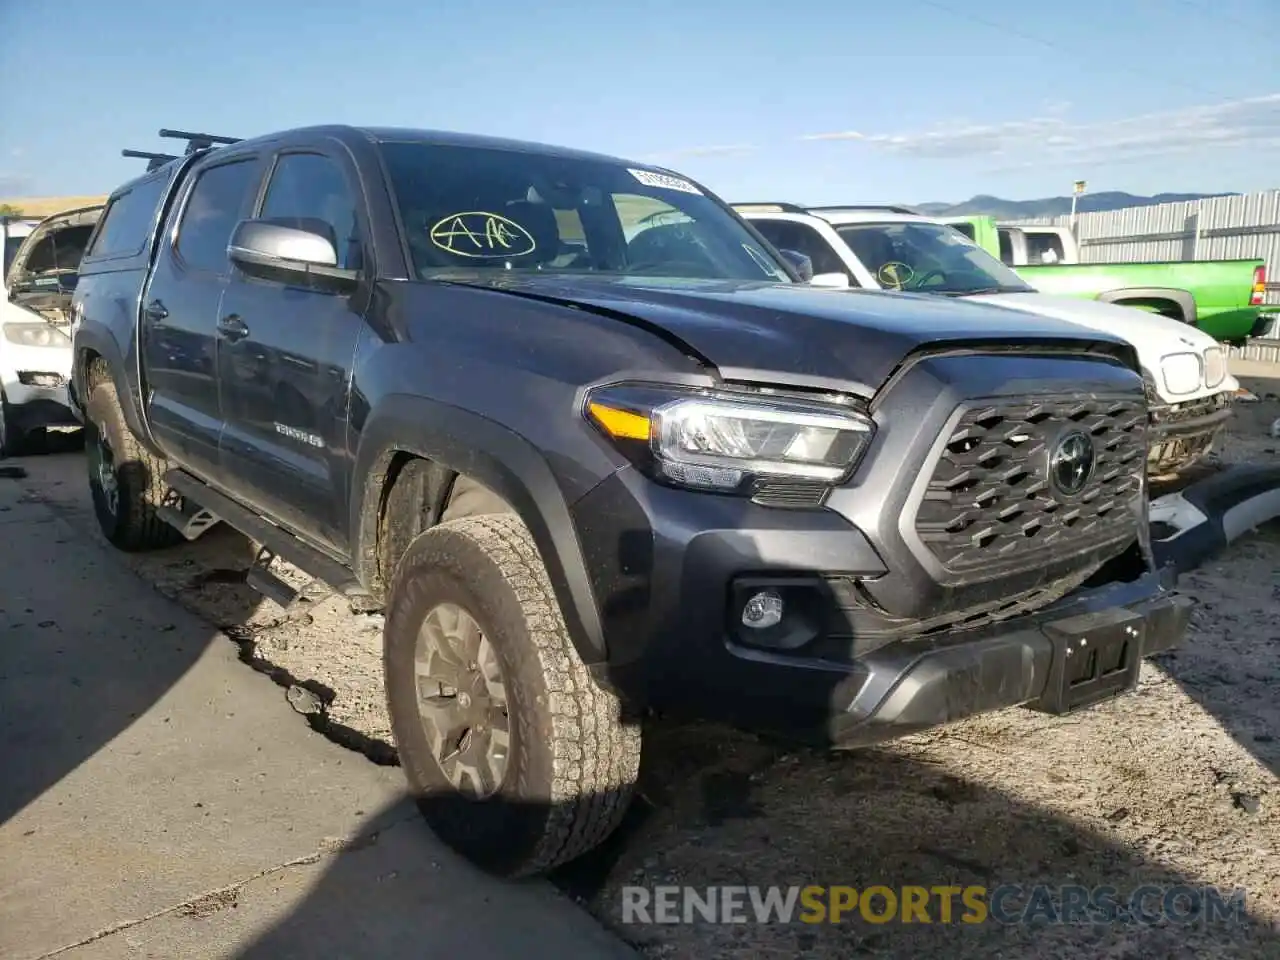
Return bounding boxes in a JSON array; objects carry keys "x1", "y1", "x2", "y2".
[
  {"x1": 1, "y1": 207, "x2": 101, "y2": 455},
  {"x1": 737, "y1": 203, "x2": 1237, "y2": 478}
]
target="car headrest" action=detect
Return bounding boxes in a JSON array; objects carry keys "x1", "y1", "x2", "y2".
[{"x1": 501, "y1": 201, "x2": 560, "y2": 263}]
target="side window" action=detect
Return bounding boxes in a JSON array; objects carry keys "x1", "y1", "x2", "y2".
[
  {"x1": 751, "y1": 220, "x2": 852, "y2": 282},
  {"x1": 950, "y1": 222, "x2": 976, "y2": 242},
  {"x1": 259, "y1": 153, "x2": 362, "y2": 270},
  {"x1": 86, "y1": 176, "x2": 167, "y2": 259},
  {"x1": 998, "y1": 229, "x2": 1014, "y2": 265},
  {"x1": 1026, "y1": 232, "x2": 1065, "y2": 265},
  {"x1": 175, "y1": 159, "x2": 259, "y2": 274}
]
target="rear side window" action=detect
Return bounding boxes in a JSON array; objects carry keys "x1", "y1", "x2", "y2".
[
  {"x1": 1026, "y1": 232, "x2": 1066, "y2": 264},
  {"x1": 750, "y1": 219, "x2": 853, "y2": 282},
  {"x1": 176, "y1": 159, "x2": 259, "y2": 273},
  {"x1": 86, "y1": 177, "x2": 167, "y2": 259},
  {"x1": 950, "y1": 222, "x2": 976, "y2": 242}
]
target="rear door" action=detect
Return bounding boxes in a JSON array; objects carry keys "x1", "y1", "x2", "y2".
[
  {"x1": 141, "y1": 154, "x2": 265, "y2": 483},
  {"x1": 215, "y1": 147, "x2": 369, "y2": 550}
]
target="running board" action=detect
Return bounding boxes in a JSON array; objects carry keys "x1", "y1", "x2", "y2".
[
  {"x1": 156, "y1": 489, "x2": 221, "y2": 541},
  {"x1": 163, "y1": 470, "x2": 380, "y2": 611}
]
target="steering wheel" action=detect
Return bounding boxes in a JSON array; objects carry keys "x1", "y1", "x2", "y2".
[{"x1": 909, "y1": 269, "x2": 948, "y2": 289}]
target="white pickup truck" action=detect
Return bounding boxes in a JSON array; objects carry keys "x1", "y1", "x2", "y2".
[
  {"x1": 735, "y1": 202, "x2": 1237, "y2": 478},
  {"x1": 1, "y1": 207, "x2": 101, "y2": 455}
]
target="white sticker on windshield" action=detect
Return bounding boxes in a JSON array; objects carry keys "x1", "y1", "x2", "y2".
[{"x1": 627, "y1": 168, "x2": 703, "y2": 195}]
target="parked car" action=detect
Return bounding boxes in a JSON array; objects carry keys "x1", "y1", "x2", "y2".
[
  {"x1": 73, "y1": 126, "x2": 1190, "y2": 877},
  {"x1": 735, "y1": 203, "x2": 1237, "y2": 477},
  {"x1": 1, "y1": 206, "x2": 101, "y2": 454},
  {"x1": 934, "y1": 214, "x2": 1269, "y2": 344}
]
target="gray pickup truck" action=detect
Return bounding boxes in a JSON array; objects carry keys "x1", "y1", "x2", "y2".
[{"x1": 71, "y1": 126, "x2": 1190, "y2": 877}]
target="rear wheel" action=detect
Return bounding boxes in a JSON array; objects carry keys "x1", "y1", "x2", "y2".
[
  {"x1": 383, "y1": 513, "x2": 641, "y2": 877},
  {"x1": 84, "y1": 378, "x2": 182, "y2": 551}
]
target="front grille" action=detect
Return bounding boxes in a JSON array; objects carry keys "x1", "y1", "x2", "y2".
[{"x1": 913, "y1": 395, "x2": 1147, "y2": 576}]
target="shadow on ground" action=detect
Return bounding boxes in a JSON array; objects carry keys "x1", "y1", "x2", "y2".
[
  {"x1": 1153, "y1": 369, "x2": 1280, "y2": 778},
  {"x1": 236, "y1": 739, "x2": 1278, "y2": 959},
  {"x1": 0, "y1": 440, "x2": 224, "y2": 824}
]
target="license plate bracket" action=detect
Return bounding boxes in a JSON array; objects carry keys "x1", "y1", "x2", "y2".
[{"x1": 1028, "y1": 608, "x2": 1146, "y2": 715}]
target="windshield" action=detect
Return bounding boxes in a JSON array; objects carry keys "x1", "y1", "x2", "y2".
[
  {"x1": 835, "y1": 221, "x2": 1034, "y2": 296},
  {"x1": 379, "y1": 141, "x2": 792, "y2": 283}
]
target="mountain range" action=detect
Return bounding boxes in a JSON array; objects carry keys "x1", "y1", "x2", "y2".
[{"x1": 916, "y1": 191, "x2": 1236, "y2": 219}]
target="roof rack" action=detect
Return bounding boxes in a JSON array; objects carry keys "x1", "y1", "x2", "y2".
[
  {"x1": 121, "y1": 129, "x2": 243, "y2": 171},
  {"x1": 121, "y1": 149, "x2": 179, "y2": 172},
  {"x1": 730, "y1": 202, "x2": 810, "y2": 214},
  {"x1": 157, "y1": 129, "x2": 243, "y2": 154},
  {"x1": 807, "y1": 204, "x2": 925, "y2": 216}
]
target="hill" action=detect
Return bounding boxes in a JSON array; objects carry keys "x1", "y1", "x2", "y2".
[
  {"x1": 0, "y1": 195, "x2": 108, "y2": 219},
  {"x1": 916, "y1": 191, "x2": 1236, "y2": 219}
]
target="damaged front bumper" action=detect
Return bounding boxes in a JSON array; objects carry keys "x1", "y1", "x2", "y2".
[
  {"x1": 1147, "y1": 391, "x2": 1234, "y2": 476},
  {"x1": 827, "y1": 575, "x2": 1192, "y2": 746}
]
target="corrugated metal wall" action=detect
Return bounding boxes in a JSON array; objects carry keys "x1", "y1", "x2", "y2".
[{"x1": 1007, "y1": 189, "x2": 1280, "y2": 337}]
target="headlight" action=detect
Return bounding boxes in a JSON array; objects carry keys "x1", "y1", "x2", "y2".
[
  {"x1": 1159, "y1": 352, "x2": 1202, "y2": 396},
  {"x1": 2, "y1": 322, "x2": 71, "y2": 348},
  {"x1": 1202, "y1": 346, "x2": 1226, "y2": 388},
  {"x1": 584, "y1": 383, "x2": 874, "y2": 492}
]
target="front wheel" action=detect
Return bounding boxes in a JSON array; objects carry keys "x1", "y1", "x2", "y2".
[{"x1": 383, "y1": 513, "x2": 641, "y2": 877}]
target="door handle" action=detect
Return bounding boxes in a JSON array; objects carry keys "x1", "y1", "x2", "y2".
[
  {"x1": 217, "y1": 314, "x2": 249, "y2": 341},
  {"x1": 144, "y1": 300, "x2": 168, "y2": 323}
]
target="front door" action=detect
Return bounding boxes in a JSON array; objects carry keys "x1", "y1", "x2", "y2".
[{"x1": 216, "y1": 149, "x2": 369, "y2": 551}]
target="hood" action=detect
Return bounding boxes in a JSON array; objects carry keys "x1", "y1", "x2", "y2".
[
  {"x1": 4, "y1": 205, "x2": 103, "y2": 293},
  {"x1": 964, "y1": 292, "x2": 1237, "y2": 400},
  {"x1": 445, "y1": 274, "x2": 1137, "y2": 394}
]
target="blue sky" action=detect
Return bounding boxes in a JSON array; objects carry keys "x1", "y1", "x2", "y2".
[{"x1": 1, "y1": 0, "x2": 1276, "y2": 204}]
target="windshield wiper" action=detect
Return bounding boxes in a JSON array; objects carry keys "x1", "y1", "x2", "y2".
[{"x1": 942, "y1": 286, "x2": 1029, "y2": 297}]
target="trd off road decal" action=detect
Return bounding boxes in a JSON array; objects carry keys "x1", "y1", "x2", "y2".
[{"x1": 429, "y1": 212, "x2": 537, "y2": 258}]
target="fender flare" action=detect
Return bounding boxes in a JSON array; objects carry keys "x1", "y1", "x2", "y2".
[
  {"x1": 350, "y1": 393, "x2": 607, "y2": 664},
  {"x1": 71, "y1": 324, "x2": 164, "y2": 457},
  {"x1": 1096, "y1": 287, "x2": 1198, "y2": 326}
]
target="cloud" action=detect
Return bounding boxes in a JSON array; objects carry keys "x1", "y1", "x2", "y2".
[
  {"x1": 642, "y1": 143, "x2": 757, "y2": 161},
  {"x1": 0, "y1": 172, "x2": 33, "y2": 195},
  {"x1": 798, "y1": 93, "x2": 1280, "y2": 167}
]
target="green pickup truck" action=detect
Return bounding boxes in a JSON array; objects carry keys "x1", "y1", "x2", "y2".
[{"x1": 944, "y1": 215, "x2": 1270, "y2": 344}]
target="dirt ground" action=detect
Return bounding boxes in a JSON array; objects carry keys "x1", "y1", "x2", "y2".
[{"x1": 6, "y1": 367, "x2": 1279, "y2": 959}]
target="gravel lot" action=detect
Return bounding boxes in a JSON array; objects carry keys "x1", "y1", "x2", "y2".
[{"x1": 6, "y1": 366, "x2": 1278, "y2": 959}]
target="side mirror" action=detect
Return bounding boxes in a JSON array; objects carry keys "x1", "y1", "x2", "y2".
[
  {"x1": 777, "y1": 248, "x2": 814, "y2": 282},
  {"x1": 809, "y1": 272, "x2": 850, "y2": 289},
  {"x1": 228, "y1": 218, "x2": 357, "y2": 291}
]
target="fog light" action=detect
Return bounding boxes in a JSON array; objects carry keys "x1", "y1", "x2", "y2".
[{"x1": 742, "y1": 589, "x2": 784, "y2": 629}]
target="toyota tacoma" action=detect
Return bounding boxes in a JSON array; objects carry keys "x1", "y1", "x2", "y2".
[{"x1": 71, "y1": 126, "x2": 1191, "y2": 878}]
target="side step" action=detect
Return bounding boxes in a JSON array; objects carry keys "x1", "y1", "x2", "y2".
[
  {"x1": 156, "y1": 489, "x2": 221, "y2": 541},
  {"x1": 164, "y1": 469, "x2": 380, "y2": 612}
]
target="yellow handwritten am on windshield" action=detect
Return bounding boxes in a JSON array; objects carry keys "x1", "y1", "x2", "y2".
[{"x1": 429, "y1": 211, "x2": 536, "y2": 258}]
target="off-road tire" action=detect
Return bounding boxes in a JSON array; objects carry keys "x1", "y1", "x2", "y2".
[
  {"x1": 85, "y1": 378, "x2": 182, "y2": 551},
  {"x1": 383, "y1": 513, "x2": 641, "y2": 877}
]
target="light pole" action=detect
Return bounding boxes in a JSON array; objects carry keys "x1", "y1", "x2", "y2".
[{"x1": 1070, "y1": 179, "x2": 1086, "y2": 240}]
